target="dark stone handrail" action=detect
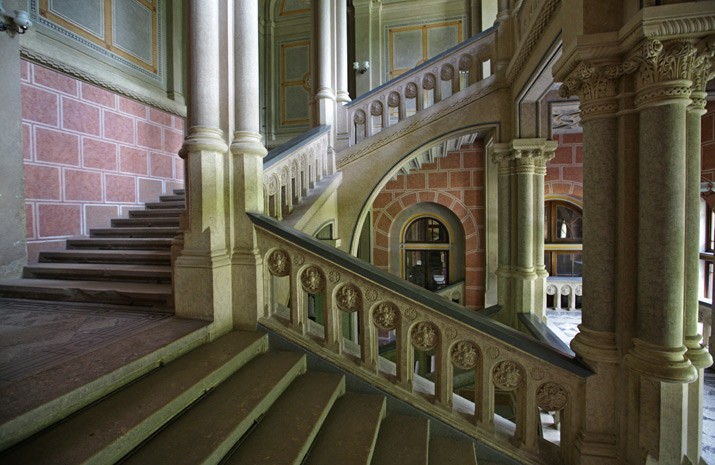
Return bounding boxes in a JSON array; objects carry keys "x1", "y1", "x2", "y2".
[{"x1": 264, "y1": 125, "x2": 331, "y2": 169}]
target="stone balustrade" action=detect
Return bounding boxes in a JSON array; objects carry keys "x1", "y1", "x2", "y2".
[
  {"x1": 337, "y1": 28, "x2": 496, "y2": 147},
  {"x1": 262, "y1": 126, "x2": 333, "y2": 220},
  {"x1": 250, "y1": 212, "x2": 590, "y2": 465},
  {"x1": 435, "y1": 281, "x2": 466, "y2": 306},
  {"x1": 546, "y1": 277, "x2": 582, "y2": 311}
]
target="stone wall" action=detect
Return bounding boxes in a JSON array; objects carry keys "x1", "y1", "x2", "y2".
[
  {"x1": 371, "y1": 144, "x2": 486, "y2": 310},
  {"x1": 22, "y1": 62, "x2": 185, "y2": 262}
]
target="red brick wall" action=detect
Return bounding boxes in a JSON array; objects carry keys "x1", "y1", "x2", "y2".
[
  {"x1": 21, "y1": 62, "x2": 185, "y2": 262},
  {"x1": 546, "y1": 133, "x2": 583, "y2": 204},
  {"x1": 702, "y1": 101, "x2": 715, "y2": 183},
  {"x1": 371, "y1": 144, "x2": 486, "y2": 310}
]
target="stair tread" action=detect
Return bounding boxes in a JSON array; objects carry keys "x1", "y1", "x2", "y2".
[
  {"x1": 304, "y1": 392, "x2": 386, "y2": 465},
  {"x1": 0, "y1": 331, "x2": 268, "y2": 465},
  {"x1": 0, "y1": 278, "x2": 171, "y2": 291},
  {"x1": 39, "y1": 249, "x2": 170, "y2": 265},
  {"x1": 144, "y1": 201, "x2": 185, "y2": 209},
  {"x1": 428, "y1": 437, "x2": 477, "y2": 465},
  {"x1": 25, "y1": 263, "x2": 171, "y2": 274},
  {"x1": 225, "y1": 372, "x2": 345, "y2": 465},
  {"x1": 372, "y1": 414, "x2": 430, "y2": 465},
  {"x1": 129, "y1": 208, "x2": 184, "y2": 217},
  {"x1": 122, "y1": 351, "x2": 307, "y2": 465},
  {"x1": 41, "y1": 249, "x2": 169, "y2": 257},
  {"x1": 90, "y1": 227, "x2": 179, "y2": 237},
  {"x1": 112, "y1": 218, "x2": 180, "y2": 227},
  {"x1": 66, "y1": 237, "x2": 173, "y2": 249}
]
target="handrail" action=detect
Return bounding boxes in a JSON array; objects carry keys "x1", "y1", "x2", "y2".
[
  {"x1": 264, "y1": 125, "x2": 331, "y2": 168},
  {"x1": 249, "y1": 211, "x2": 591, "y2": 465}
]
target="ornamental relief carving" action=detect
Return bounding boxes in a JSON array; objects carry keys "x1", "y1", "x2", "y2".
[
  {"x1": 267, "y1": 249, "x2": 291, "y2": 277},
  {"x1": 411, "y1": 321, "x2": 439, "y2": 351},
  {"x1": 354, "y1": 110, "x2": 366, "y2": 124},
  {"x1": 422, "y1": 73, "x2": 436, "y2": 90},
  {"x1": 440, "y1": 64, "x2": 454, "y2": 81},
  {"x1": 492, "y1": 360, "x2": 524, "y2": 391},
  {"x1": 300, "y1": 266, "x2": 325, "y2": 293},
  {"x1": 450, "y1": 340, "x2": 480, "y2": 370},
  {"x1": 458, "y1": 54, "x2": 473, "y2": 72},
  {"x1": 370, "y1": 100, "x2": 383, "y2": 116},
  {"x1": 387, "y1": 91, "x2": 400, "y2": 108},
  {"x1": 404, "y1": 307, "x2": 418, "y2": 320},
  {"x1": 405, "y1": 82, "x2": 418, "y2": 99},
  {"x1": 328, "y1": 270, "x2": 341, "y2": 283},
  {"x1": 372, "y1": 302, "x2": 399, "y2": 330},
  {"x1": 335, "y1": 284, "x2": 361, "y2": 312},
  {"x1": 536, "y1": 382, "x2": 569, "y2": 411}
]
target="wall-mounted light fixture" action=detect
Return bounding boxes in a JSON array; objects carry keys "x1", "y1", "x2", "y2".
[
  {"x1": 353, "y1": 61, "x2": 369, "y2": 74},
  {"x1": 0, "y1": 2, "x2": 33, "y2": 35}
]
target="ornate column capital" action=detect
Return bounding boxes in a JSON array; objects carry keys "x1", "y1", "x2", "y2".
[
  {"x1": 559, "y1": 61, "x2": 622, "y2": 121},
  {"x1": 491, "y1": 138, "x2": 557, "y2": 167}
]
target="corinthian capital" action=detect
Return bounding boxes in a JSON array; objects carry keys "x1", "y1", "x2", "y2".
[{"x1": 559, "y1": 61, "x2": 622, "y2": 120}]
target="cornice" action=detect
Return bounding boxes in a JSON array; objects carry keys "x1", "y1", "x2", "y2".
[{"x1": 21, "y1": 47, "x2": 187, "y2": 118}]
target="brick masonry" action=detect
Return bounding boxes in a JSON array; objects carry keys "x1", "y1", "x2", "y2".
[
  {"x1": 371, "y1": 144, "x2": 486, "y2": 310},
  {"x1": 546, "y1": 133, "x2": 583, "y2": 204},
  {"x1": 22, "y1": 62, "x2": 185, "y2": 262}
]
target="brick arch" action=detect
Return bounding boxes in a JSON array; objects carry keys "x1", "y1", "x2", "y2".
[
  {"x1": 373, "y1": 191, "x2": 483, "y2": 310},
  {"x1": 546, "y1": 133, "x2": 583, "y2": 203}
]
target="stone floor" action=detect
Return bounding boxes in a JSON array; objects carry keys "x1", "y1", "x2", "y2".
[{"x1": 547, "y1": 309, "x2": 715, "y2": 464}]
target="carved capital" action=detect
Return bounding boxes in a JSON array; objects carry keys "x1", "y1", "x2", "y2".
[
  {"x1": 491, "y1": 139, "x2": 557, "y2": 169},
  {"x1": 559, "y1": 61, "x2": 622, "y2": 120}
]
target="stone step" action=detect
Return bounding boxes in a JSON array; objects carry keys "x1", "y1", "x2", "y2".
[
  {"x1": 121, "y1": 351, "x2": 307, "y2": 465},
  {"x1": 428, "y1": 436, "x2": 478, "y2": 465},
  {"x1": 304, "y1": 392, "x2": 386, "y2": 465},
  {"x1": 23, "y1": 263, "x2": 171, "y2": 284},
  {"x1": 111, "y1": 217, "x2": 180, "y2": 228},
  {"x1": 371, "y1": 414, "x2": 430, "y2": 465},
  {"x1": 128, "y1": 208, "x2": 184, "y2": 218},
  {"x1": 66, "y1": 237, "x2": 173, "y2": 251},
  {"x1": 0, "y1": 331, "x2": 268, "y2": 465},
  {"x1": 0, "y1": 278, "x2": 172, "y2": 308},
  {"x1": 0, "y1": 310, "x2": 209, "y2": 452},
  {"x1": 39, "y1": 249, "x2": 170, "y2": 266},
  {"x1": 144, "y1": 200, "x2": 185, "y2": 210},
  {"x1": 224, "y1": 372, "x2": 345, "y2": 465},
  {"x1": 173, "y1": 188, "x2": 185, "y2": 195},
  {"x1": 159, "y1": 194, "x2": 185, "y2": 202},
  {"x1": 90, "y1": 226, "x2": 180, "y2": 238}
]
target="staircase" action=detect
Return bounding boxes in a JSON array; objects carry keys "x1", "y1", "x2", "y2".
[
  {"x1": 0, "y1": 331, "x2": 482, "y2": 465},
  {"x1": 0, "y1": 190, "x2": 185, "y2": 309}
]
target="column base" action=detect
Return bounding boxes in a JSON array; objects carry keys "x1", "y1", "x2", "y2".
[
  {"x1": 174, "y1": 251, "x2": 232, "y2": 326},
  {"x1": 624, "y1": 338, "x2": 696, "y2": 383},
  {"x1": 231, "y1": 249, "x2": 264, "y2": 330}
]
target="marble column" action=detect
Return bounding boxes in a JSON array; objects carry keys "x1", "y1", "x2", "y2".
[
  {"x1": 312, "y1": 0, "x2": 336, "y2": 126},
  {"x1": 533, "y1": 156, "x2": 547, "y2": 320},
  {"x1": 335, "y1": 0, "x2": 350, "y2": 103},
  {"x1": 230, "y1": 0, "x2": 268, "y2": 330},
  {"x1": 558, "y1": 61, "x2": 622, "y2": 464},
  {"x1": 683, "y1": 51, "x2": 714, "y2": 464},
  {"x1": 624, "y1": 38, "x2": 699, "y2": 465},
  {"x1": 174, "y1": 0, "x2": 232, "y2": 326},
  {"x1": 491, "y1": 149, "x2": 513, "y2": 326}
]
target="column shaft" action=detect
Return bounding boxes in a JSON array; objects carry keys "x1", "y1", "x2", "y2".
[{"x1": 335, "y1": 0, "x2": 350, "y2": 103}]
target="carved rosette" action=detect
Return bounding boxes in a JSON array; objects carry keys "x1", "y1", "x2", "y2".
[
  {"x1": 486, "y1": 346, "x2": 500, "y2": 359},
  {"x1": 574, "y1": 285, "x2": 583, "y2": 296},
  {"x1": 458, "y1": 54, "x2": 473, "y2": 72},
  {"x1": 531, "y1": 367, "x2": 545, "y2": 381},
  {"x1": 546, "y1": 284, "x2": 557, "y2": 296},
  {"x1": 387, "y1": 91, "x2": 400, "y2": 108},
  {"x1": 560, "y1": 285, "x2": 571, "y2": 295},
  {"x1": 404, "y1": 307, "x2": 418, "y2": 320},
  {"x1": 370, "y1": 100, "x2": 383, "y2": 116},
  {"x1": 365, "y1": 289, "x2": 378, "y2": 301},
  {"x1": 445, "y1": 326, "x2": 457, "y2": 340},
  {"x1": 440, "y1": 64, "x2": 454, "y2": 81},
  {"x1": 405, "y1": 82, "x2": 418, "y2": 99},
  {"x1": 281, "y1": 168, "x2": 289, "y2": 184},
  {"x1": 411, "y1": 322, "x2": 439, "y2": 351},
  {"x1": 536, "y1": 382, "x2": 569, "y2": 411},
  {"x1": 492, "y1": 361, "x2": 524, "y2": 391},
  {"x1": 300, "y1": 266, "x2": 325, "y2": 293},
  {"x1": 372, "y1": 302, "x2": 399, "y2": 330},
  {"x1": 450, "y1": 340, "x2": 480, "y2": 370},
  {"x1": 335, "y1": 283, "x2": 361, "y2": 313},
  {"x1": 354, "y1": 110, "x2": 366, "y2": 125},
  {"x1": 267, "y1": 249, "x2": 291, "y2": 277},
  {"x1": 294, "y1": 253, "x2": 305, "y2": 266},
  {"x1": 422, "y1": 73, "x2": 436, "y2": 90}
]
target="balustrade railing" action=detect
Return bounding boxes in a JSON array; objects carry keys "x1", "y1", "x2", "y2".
[
  {"x1": 546, "y1": 277, "x2": 582, "y2": 311},
  {"x1": 337, "y1": 28, "x2": 496, "y2": 148},
  {"x1": 262, "y1": 126, "x2": 333, "y2": 220},
  {"x1": 249, "y1": 212, "x2": 590, "y2": 465}
]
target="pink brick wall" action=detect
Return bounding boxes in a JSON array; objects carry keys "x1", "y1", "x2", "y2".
[
  {"x1": 702, "y1": 101, "x2": 715, "y2": 181},
  {"x1": 21, "y1": 62, "x2": 185, "y2": 262},
  {"x1": 546, "y1": 133, "x2": 583, "y2": 204},
  {"x1": 371, "y1": 144, "x2": 486, "y2": 310}
]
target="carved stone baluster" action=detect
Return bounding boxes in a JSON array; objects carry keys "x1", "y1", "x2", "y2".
[
  {"x1": 415, "y1": 79, "x2": 424, "y2": 111},
  {"x1": 514, "y1": 375, "x2": 539, "y2": 455},
  {"x1": 411, "y1": 322, "x2": 441, "y2": 402},
  {"x1": 493, "y1": 360, "x2": 525, "y2": 442},
  {"x1": 450, "y1": 340, "x2": 481, "y2": 415},
  {"x1": 290, "y1": 260, "x2": 304, "y2": 334},
  {"x1": 323, "y1": 272, "x2": 339, "y2": 352},
  {"x1": 478, "y1": 351, "x2": 498, "y2": 429},
  {"x1": 360, "y1": 293, "x2": 376, "y2": 370}
]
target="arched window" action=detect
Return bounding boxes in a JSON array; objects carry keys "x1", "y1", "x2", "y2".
[
  {"x1": 403, "y1": 217, "x2": 450, "y2": 290},
  {"x1": 545, "y1": 200, "x2": 583, "y2": 277}
]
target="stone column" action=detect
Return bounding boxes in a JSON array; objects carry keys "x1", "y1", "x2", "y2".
[
  {"x1": 231, "y1": 0, "x2": 268, "y2": 330},
  {"x1": 311, "y1": 0, "x2": 336, "y2": 126},
  {"x1": 335, "y1": 0, "x2": 350, "y2": 103},
  {"x1": 491, "y1": 149, "x2": 513, "y2": 326},
  {"x1": 683, "y1": 41, "x2": 714, "y2": 465},
  {"x1": 623, "y1": 38, "x2": 700, "y2": 465},
  {"x1": 558, "y1": 61, "x2": 622, "y2": 464},
  {"x1": 174, "y1": 0, "x2": 232, "y2": 326},
  {"x1": 492, "y1": 139, "x2": 555, "y2": 326},
  {"x1": 533, "y1": 156, "x2": 547, "y2": 320}
]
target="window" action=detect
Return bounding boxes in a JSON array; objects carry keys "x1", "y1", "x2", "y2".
[
  {"x1": 403, "y1": 217, "x2": 450, "y2": 290},
  {"x1": 544, "y1": 201, "x2": 583, "y2": 277},
  {"x1": 701, "y1": 203, "x2": 714, "y2": 303}
]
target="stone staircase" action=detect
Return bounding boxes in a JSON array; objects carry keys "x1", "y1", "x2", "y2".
[
  {"x1": 0, "y1": 331, "x2": 481, "y2": 465},
  {"x1": 0, "y1": 190, "x2": 185, "y2": 309}
]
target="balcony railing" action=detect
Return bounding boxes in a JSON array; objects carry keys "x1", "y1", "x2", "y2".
[
  {"x1": 262, "y1": 126, "x2": 334, "y2": 220},
  {"x1": 546, "y1": 277, "x2": 582, "y2": 311},
  {"x1": 336, "y1": 28, "x2": 496, "y2": 148},
  {"x1": 249, "y1": 212, "x2": 591, "y2": 465}
]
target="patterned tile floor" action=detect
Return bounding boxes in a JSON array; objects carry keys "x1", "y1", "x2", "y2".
[{"x1": 547, "y1": 309, "x2": 715, "y2": 464}]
